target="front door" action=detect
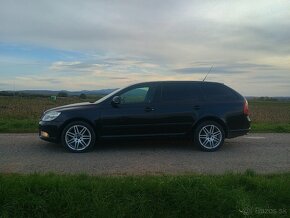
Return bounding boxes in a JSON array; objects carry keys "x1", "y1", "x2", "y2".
[{"x1": 100, "y1": 84, "x2": 160, "y2": 137}]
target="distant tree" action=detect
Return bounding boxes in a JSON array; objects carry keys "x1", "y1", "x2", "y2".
[
  {"x1": 0, "y1": 91, "x2": 13, "y2": 96},
  {"x1": 80, "y1": 93, "x2": 87, "y2": 99},
  {"x1": 57, "y1": 91, "x2": 68, "y2": 97}
]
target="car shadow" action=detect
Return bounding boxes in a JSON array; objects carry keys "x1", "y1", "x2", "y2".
[
  {"x1": 94, "y1": 138, "x2": 197, "y2": 152},
  {"x1": 41, "y1": 138, "x2": 238, "y2": 153}
]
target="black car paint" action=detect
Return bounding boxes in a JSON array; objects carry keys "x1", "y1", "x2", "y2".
[{"x1": 39, "y1": 81, "x2": 251, "y2": 143}]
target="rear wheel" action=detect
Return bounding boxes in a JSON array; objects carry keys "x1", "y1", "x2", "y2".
[
  {"x1": 194, "y1": 121, "x2": 225, "y2": 152},
  {"x1": 61, "y1": 121, "x2": 96, "y2": 152}
]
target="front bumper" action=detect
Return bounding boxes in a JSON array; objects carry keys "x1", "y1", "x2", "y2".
[{"x1": 39, "y1": 120, "x2": 63, "y2": 143}]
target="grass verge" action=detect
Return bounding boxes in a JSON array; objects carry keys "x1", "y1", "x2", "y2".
[
  {"x1": 0, "y1": 118, "x2": 38, "y2": 133},
  {"x1": 0, "y1": 172, "x2": 289, "y2": 217},
  {"x1": 251, "y1": 123, "x2": 290, "y2": 133}
]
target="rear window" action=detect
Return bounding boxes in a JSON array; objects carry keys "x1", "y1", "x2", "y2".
[
  {"x1": 161, "y1": 83, "x2": 201, "y2": 102},
  {"x1": 202, "y1": 83, "x2": 240, "y2": 101}
]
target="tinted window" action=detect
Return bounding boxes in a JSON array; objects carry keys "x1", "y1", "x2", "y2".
[
  {"x1": 120, "y1": 86, "x2": 150, "y2": 104},
  {"x1": 203, "y1": 83, "x2": 239, "y2": 101},
  {"x1": 161, "y1": 83, "x2": 201, "y2": 102}
]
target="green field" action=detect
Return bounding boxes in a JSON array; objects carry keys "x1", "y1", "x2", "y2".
[
  {"x1": 0, "y1": 96, "x2": 290, "y2": 133},
  {"x1": 0, "y1": 172, "x2": 289, "y2": 217}
]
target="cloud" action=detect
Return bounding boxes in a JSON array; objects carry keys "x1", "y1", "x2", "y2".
[
  {"x1": 175, "y1": 62, "x2": 279, "y2": 74},
  {"x1": 0, "y1": 0, "x2": 290, "y2": 95}
]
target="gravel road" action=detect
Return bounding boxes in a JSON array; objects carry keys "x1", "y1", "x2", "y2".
[{"x1": 0, "y1": 133, "x2": 289, "y2": 175}]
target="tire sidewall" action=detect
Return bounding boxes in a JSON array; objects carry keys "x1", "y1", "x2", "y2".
[
  {"x1": 194, "y1": 121, "x2": 225, "y2": 152},
  {"x1": 61, "y1": 121, "x2": 96, "y2": 153}
]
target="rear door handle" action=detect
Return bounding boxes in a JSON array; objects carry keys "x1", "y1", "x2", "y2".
[
  {"x1": 193, "y1": 105, "x2": 200, "y2": 110},
  {"x1": 144, "y1": 107, "x2": 155, "y2": 112}
]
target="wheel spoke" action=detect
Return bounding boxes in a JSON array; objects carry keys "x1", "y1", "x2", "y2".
[
  {"x1": 76, "y1": 141, "x2": 81, "y2": 149},
  {"x1": 66, "y1": 132, "x2": 75, "y2": 138},
  {"x1": 203, "y1": 138, "x2": 209, "y2": 146},
  {"x1": 213, "y1": 132, "x2": 221, "y2": 137},
  {"x1": 212, "y1": 135, "x2": 220, "y2": 140},
  {"x1": 80, "y1": 127, "x2": 86, "y2": 135},
  {"x1": 213, "y1": 137, "x2": 220, "y2": 143},
  {"x1": 67, "y1": 138, "x2": 75, "y2": 144},
  {"x1": 73, "y1": 126, "x2": 79, "y2": 134},
  {"x1": 203, "y1": 127, "x2": 210, "y2": 134},
  {"x1": 82, "y1": 136, "x2": 91, "y2": 140},
  {"x1": 210, "y1": 125, "x2": 214, "y2": 133},
  {"x1": 79, "y1": 139, "x2": 87, "y2": 148}
]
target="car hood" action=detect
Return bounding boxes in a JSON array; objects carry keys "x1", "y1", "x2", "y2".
[{"x1": 44, "y1": 102, "x2": 97, "y2": 113}]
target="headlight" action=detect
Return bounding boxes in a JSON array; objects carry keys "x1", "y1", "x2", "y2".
[{"x1": 42, "y1": 111, "x2": 61, "y2": 121}]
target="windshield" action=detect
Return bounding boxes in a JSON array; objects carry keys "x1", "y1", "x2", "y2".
[{"x1": 94, "y1": 88, "x2": 123, "y2": 104}]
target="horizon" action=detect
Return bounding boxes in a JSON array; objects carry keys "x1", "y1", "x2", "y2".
[
  {"x1": 1, "y1": 0, "x2": 290, "y2": 96},
  {"x1": 1, "y1": 88, "x2": 290, "y2": 98}
]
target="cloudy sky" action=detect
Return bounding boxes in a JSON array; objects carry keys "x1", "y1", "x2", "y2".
[{"x1": 0, "y1": 0, "x2": 289, "y2": 96}]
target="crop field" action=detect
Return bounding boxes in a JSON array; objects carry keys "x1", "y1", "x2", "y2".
[
  {"x1": 0, "y1": 96, "x2": 290, "y2": 133},
  {"x1": 0, "y1": 96, "x2": 100, "y2": 133},
  {"x1": 249, "y1": 100, "x2": 290, "y2": 133}
]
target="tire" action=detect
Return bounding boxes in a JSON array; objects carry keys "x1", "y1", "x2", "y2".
[
  {"x1": 61, "y1": 121, "x2": 96, "y2": 153},
  {"x1": 194, "y1": 121, "x2": 225, "y2": 152}
]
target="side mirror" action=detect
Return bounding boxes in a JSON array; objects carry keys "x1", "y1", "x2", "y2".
[{"x1": 112, "y1": 96, "x2": 121, "y2": 105}]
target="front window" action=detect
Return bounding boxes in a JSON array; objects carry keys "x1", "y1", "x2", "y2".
[{"x1": 120, "y1": 86, "x2": 150, "y2": 104}]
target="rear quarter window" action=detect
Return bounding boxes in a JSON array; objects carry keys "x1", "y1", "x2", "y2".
[
  {"x1": 202, "y1": 83, "x2": 240, "y2": 102},
  {"x1": 161, "y1": 83, "x2": 202, "y2": 103}
]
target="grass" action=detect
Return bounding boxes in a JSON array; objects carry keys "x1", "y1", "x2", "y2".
[
  {"x1": 251, "y1": 123, "x2": 290, "y2": 133},
  {"x1": 0, "y1": 96, "x2": 290, "y2": 133},
  {"x1": 0, "y1": 172, "x2": 289, "y2": 217}
]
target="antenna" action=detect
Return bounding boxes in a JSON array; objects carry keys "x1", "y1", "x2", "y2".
[{"x1": 202, "y1": 65, "x2": 213, "y2": 82}]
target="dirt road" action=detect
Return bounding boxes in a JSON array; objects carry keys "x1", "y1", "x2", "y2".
[{"x1": 0, "y1": 133, "x2": 289, "y2": 175}]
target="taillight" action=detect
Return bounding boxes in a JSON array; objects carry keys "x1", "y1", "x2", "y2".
[{"x1": 243, "y1": 99, "x2": 249, "y2": 115}]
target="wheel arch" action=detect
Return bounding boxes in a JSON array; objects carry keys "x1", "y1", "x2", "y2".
[
  {"x1": 58, "y1": 118, "x2": 97, "y2": 141},
  {"x1": 192, "y1": 116, "x2": 228, "y2": 137}
]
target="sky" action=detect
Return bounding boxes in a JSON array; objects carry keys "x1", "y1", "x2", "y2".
[{"x1": 0, "y1": 0, "x2": 289, "y2": 96}]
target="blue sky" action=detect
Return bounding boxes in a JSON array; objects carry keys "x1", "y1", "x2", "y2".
[{"x1": 0, "y1": 0, "x2": 290, "y2": 96}]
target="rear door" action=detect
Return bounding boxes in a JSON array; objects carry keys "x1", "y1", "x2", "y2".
[{"x1": 152, "y1": 82, "x2": 202, "y2": 135}]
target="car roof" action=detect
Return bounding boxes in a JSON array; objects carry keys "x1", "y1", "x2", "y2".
[{"x1": 131, "y1": 81, "x2": 224, "y2": 86}]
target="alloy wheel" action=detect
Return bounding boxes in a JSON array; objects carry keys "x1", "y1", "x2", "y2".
[
  {"x1": 198, "y1": 124, "x2": 222, "y2": 149},
  {"x1": 65, "y1": 125, "x2": 92, "y2": 151}
]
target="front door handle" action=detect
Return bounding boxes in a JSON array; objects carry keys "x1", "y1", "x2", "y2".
[{"x1": 144, "y1": 107, "x2": 155, "y2": 112}]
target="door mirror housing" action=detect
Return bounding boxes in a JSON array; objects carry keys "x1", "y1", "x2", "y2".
[{"x1": 112, "y1": 96, "x2": 121, "y2": 105}]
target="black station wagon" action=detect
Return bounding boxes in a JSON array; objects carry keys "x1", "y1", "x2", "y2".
[{"x1": 39, "y1": 81, "x2": 251, "y2": 152}]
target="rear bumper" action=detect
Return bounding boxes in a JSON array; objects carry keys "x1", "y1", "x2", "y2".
[
  {"x1": 227, "y1": 128, "x2": 250, "y2": 138},
  {"x1": 39, "y1": 120, "x2": 62, "y2": 143},
  {"x1": 227, "y1": 115, "x2": 251, "y2": 138}
]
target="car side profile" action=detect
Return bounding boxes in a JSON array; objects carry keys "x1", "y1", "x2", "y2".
[{"x1": 39, "y1": 81, "x2": 251, "y2": 152}]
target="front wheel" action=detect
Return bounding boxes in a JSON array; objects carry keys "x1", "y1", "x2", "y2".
[
  {"x1": 194, "y1": 121, "x2": 225, "y2": 152},
  {"x1": 61, "y1": 121, "x2": 96, "y2": 153}
]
